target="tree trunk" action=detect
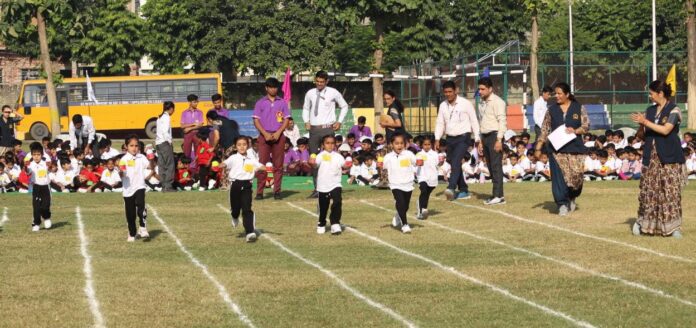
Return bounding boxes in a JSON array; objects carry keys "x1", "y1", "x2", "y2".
[
  {"x1": 530, "y1": 14, "x2": 540, "y2": 101},
  {"x1": 372, "y1": 18, "x2": 385, "y2": 133},
  {"x1": 36, "y1": 9, "x2": 61, "y2": 140},
  {"x1": 687, "y1": 0, "x2": 696, "y2": 129}
]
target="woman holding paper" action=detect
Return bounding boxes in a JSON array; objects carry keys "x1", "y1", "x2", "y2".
[
  {"x1": 630, "y1": 80, "x2": 685, "y2": 238},
  {"x1": 534, "y1": 82, "x2": 589, "y2": 216}
]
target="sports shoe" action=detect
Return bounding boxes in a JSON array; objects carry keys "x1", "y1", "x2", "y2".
[
  {"x1": 330, "y1": 224, "x2": 342, "y2": 235},
  {"x1": 391, "y1": 215, "x2": 402, "y2": 228},
  {"x1": 138, "y1": 226, "x2": 150, "y2": 238},
  {"x1": 208, "y1": 179, "x2": 216, "y2": 190},
  {"x1": 444, "y1": 189, "x2": 455, "y2": 201},
  {"x1": 192, "y1": 182, "x2": 200, "y2": 189},
  {"x1": 62, "y1": 189, "x2": 70, "y2": 193},
  {"x1": 370, "y1": 179, "x2": 380, "y2": 186},
  {"x1": 672, "y1": 230, "x2": 683, "y2": 239},
  {"x1": 114, "y1": 188, "x2": 123, "y2": 192},
  {"x1": 558, "y1": 205, "x2": 569, "y2": 216},
  {"x1": 32, "y1": 225, "x2": 40, "y2": 232},
  {"x1": 401, "y1": 224, "x2": 412, "y2": 234},
  {"x1": 255, "y1": 194, "x2": 264, "y2": 200},
  {"x1": 184, "y1": 186, "x2": 192, "y2": 191},
  {"x1": 246, "y1": 232, "x2": 257, "y2": 242},
  {"x1": 316, "y1": 225, "x2": 326, "y2": 234},
  {"x1": 19, "y1": 189, "x2": 29, "y2": 194},
  {"x1": 416, "y1": 212, "x2": 424, "y2": 220},
  {"x1": 484, "y1": 197, "x2": 506, "y2": 205},
  {"x1": 154, "y1": 187, "x2": 163, "y2": 192},
  {"x1": 274, "y1": 192, "x2": 282, "y2": 200},
  {"x1": 231, "y1": 216, "x2": 239, "y2": 228},
  {"x1": 198, "y1": 187, "x2": 206, "y2": 192},
  {"x1": 420, "y1": 209, "x2": 429, "y2": 220},
  {"x1": 538, "y1": 177, "x2": 548, "y2": 182},
  {"x1": 94, "y1": 189, "x2": 102, "y2": 193},
  {"x1": 456, "y1": 191, "x2": 471, "y2": 200},
  {"x1": 44, "y1": 219, "x2": 52, "y2": 229},
  {"x1": 569, "y1": 199, "x2": 577, "y2": 212},
  {"x1": 632, "y1": 222, "x2": 641, "y2": 236},
  {"x1": 127, "y1": 235, "x2": 135, "y2": 242}
]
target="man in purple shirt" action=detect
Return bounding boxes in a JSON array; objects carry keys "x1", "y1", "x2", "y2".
[
  {"x1": 348, "y1": 116, "x2": 372, "y2": 148},
  {"x1": 253, "y1": 78, "x2": 291, "y2": 200},
  {"x1": 181, "y1": 94, "x2": 204, "y2": 168},
  {"x1": 210, "y1": 93, "x2": 229, "y2": 118}
]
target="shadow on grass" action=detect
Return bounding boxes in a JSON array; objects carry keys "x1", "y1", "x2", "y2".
[
  {"x1": 533, "y1": 201, "x2": 558, "y2": 214},
  {"x1": 142, "y1": 229, "x2": 163, "y2": 242},
  {"x1": 50, "y1": 221, "x2": 71, "y2": 230},
  {"x1": 623, "y1": 218, "x2": 637, "y2": 227}
]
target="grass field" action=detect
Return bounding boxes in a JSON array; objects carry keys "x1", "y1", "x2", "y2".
[{"x1": 1, "y1": 181, "x2": 696, "y2": 328}]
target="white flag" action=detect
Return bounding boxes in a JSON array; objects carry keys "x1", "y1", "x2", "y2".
[{"x1": 86, "y1": 72, "x2": 99, "y2": 104}]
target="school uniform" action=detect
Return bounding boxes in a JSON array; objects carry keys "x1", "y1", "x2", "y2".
[
  {"x1": 100, "y1": 168, "x2": 123, "y2": 191},
  {"x1": 535, "y1": 161, "x2": 550, "y2": 181},
  {"x1": 384, "y1": 150, "x2": 416, "y2": 225},
  {"x1": 357, "y1": 161, "x2": 379, "y2": 185},
  {"x1": 416, "y1": 149, "x2": 438, "y2": 214},
  {"x1": 223, "y1": 152, "x2": 262, "y2": 235},
  {"x1": 315, "y1": 150, "x2": 344, "y2": 227},
  {"x1": 27, "y1": 160, "x2": 51, "y2": 227},
  {"x1": 120, "y1": 153, "x2": 149, "y2": 238}
]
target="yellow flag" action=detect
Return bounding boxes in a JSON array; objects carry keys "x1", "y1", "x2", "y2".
[{"x1": 666, "y1": 64, "x2": 677, "y2": 95}]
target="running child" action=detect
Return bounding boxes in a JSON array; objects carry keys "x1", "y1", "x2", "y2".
[
  {"x1": 219, "y1": 136, "x2": 264, "y2": 242},
  {"x1": 415, "y1": 135, "x2": 438, "y2": 220},
  {"x1": 25, "y1": 142, "x2": 52, "y2": 231},
  {"x1": 119, "y1": 135, "x2": 150, "y2": 242},
  {"x1": 383, "y1": 132, "x2": 417, "y2": 234},
  {"x1": 309, "y1": 134, "x2": 346, "y2": 235}
]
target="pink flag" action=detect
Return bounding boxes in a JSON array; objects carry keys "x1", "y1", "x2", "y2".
[{"x1": 282, "y1": 67, "x2": 292, "y2": 103}]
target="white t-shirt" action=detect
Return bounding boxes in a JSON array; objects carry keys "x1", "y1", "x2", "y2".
[
  {"x1": 27, "y1": 160, "x2": 50, "y2": 185},
  {"x1": 384, "y1": 150, "x2": 416, "y2": 192},
  {"x1": 101, "y1": 168, "x2": 122, "y2": 186},
  {"x1": 359, "y1": 162, "x2": 378, "y2": 179},
  {"x1": 438, "y1": 161, "x2": 451, "y2": 179},
  {"x1": 606, "y1": 157, "x2": 622, "y2": 171},
  {"x1": 8, "y1": 164, "x2": 20, "y2": 181},
  {"x1": 518, "y1": 155, "x2": 532, "y2": 172},
  {"x1": 686, "y1": 158, "x2": 696, "y2": 172},
  {"x1": 224, "y1": 152, "x2": 262, "y2": 181},
  {"x1": 349, "y1": 164, "x2": 361, "y2": 177},
  {"x1": 119, "y1": 153, "x2": 149, "y2": 197},
  {"x1": 145, "y1": 166, "x2": 160, "y2": 184},
  {"x1": 462, "y1": 162, "x2": 476, "y2": 177},
  {"x1": 0, "y1": 172, "x2": 11, "y2": 186},
  {"x1": 415, "y1": 149, "x2": 438, "y2": 187},
  {"x1": 503, "y1": 164, "x2": 524, "y2": 178},
  {"x1": 476, "y1": 162, "x2": 490, "y2": 176},
  {"x1": 53, "y1": 169, "x2": 75, "y2": 186},
  {"x1": 535, "y1": 161, "x2": 550, "y2": 174},
  {"x1": 584, "y1": 156, "x2": 595, "y2": 172},
  {"x1": 316, "y1": 150, "x2": 344, "y2": 193},
  {"x1": 101, "y1": 147, "x2": 121, "y2": 160}
]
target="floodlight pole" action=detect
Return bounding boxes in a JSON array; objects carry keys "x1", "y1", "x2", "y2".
[
  {"x1": 569, "y1": 0, "x2": 575, "y2": 93},
  {"x1": 651, "y1": 0, "x2": 657, "y2": 81}
]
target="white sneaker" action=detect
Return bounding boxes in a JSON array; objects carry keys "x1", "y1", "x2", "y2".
[
  {"x1": 391, "y1": 215, "x2": 402, "y2": 228},
  {"x1": 538, "y1": 177, "x2": 548, "y2": 182},
  {"x1": 192, "y1": 182, "x2": 200, "y2": 189},
  {"x1": 138, "y1": 226, "x2": 149, "y2": 238},
  {"x1": 416, "y1": 212, "x2": 423, "y2": 220},
  {"x1": 330, "y1": 224, "x2": 342, "y2": 235},
  {"x1": 484, "y1": 197, "x2": 506, "y2": 205},
  {"x1": 357, "y1": 181, "x2": 366, "y2": 186},
  {"x1": 316, "y1": 225, "x2": 326, "y2": 234},
  {"x1": 444, "y1": 189, "x2": 455, "y2": 201},
  {"x1": 198, "y1": 187, "x2": 206, "y2": 191},
  {"x1": 113, "y1": 188, "x2": 123, "y2": 192},
  {"x1": 154, "y1": 187, "x2": 162, "y2": 192},
  {"x1": 208, "y1": 179, "x2": 216, "y2": 189},
  {"x1": 401, "y1": 224, "x2": 412, "y2": 234},
  {"x1": 184, "y1": 186, "x2": 192, "y2": 191},
  {"x1": 558, "y1": 205, "x2": 569, "y2": 216},
  {"x1": 44, "y1": 219, "x2": 52, "y2": 229},
  {"x1": 421, "y1": 209, "x2": 429, "y2": 220},
  {"x1": 246, "y1": 232, "x2": 257, "y2": 242},
  {"x1": 231, "y1": 216, "x2": 239, "y2": 228},
  {"x1": 62, "y1": 189, "x2": 70, "y2": 193},
  {"x1": 19, "y1": 189, "x2": 29, "y2": 194},
  {"x1": 94, "y1": 189, "x2": 102, "y2": 193},
  {"x1": 78, "y1": 188, "x2": 88, "y2": 193},
  {"x1": 370, "y1": 179, "x2": 380, "y2": 186},
  {"x1": 32, "y1": 225, "x2": 40, "y2": 232},
  {"x1": 127, "y1": 235, "x2": 135, "y2": 242}
]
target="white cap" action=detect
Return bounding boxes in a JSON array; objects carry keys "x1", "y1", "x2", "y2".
[
  {"x1": 359, "y1": 136, "x2": 373, "y2": 143},
  {"x1": 338, "y1": 143, "x2": 351, "y2": 152},
  {"x1": 265, "y1": 162, "x2": 273, "y2": 167},
  {"x1": 504, "y1": 130, "x2": 517, "y2": 141}
]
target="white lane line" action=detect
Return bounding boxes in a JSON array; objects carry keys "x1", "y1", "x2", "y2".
[
  {"x1": 148, "y1": 205, "x2": 255, "y2": 328},
  {"x1": 443, "y1": 201, "x2": 696, "y2": 264},
  {"x1": 76, "y1": 207, "x2": 106, "y2": 328},
  {"x1": 286, "y1": 202, "x2": 596, "y2": 328},
  {"x1": 216, "y1": 204, "x2": 417, "y2": 327},
  {"x1": 362, "y1": 200, "x2": 696, "y2": 309}
]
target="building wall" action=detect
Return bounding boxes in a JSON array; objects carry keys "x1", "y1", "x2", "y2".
[{"x1": 0, "y1": 48, "x2": 66, "y2": 106}]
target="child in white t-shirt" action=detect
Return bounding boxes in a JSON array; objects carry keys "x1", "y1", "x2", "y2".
[
  {"x1": 685, "y1": 148, "x2": 696, "y2": 180},
  {"x1": 0, "y1": 162, "x2": 11, "y2": 193},
  {"x1": 118, "y1": 135, "x2": 150, "y2": 242},
  {"x1": 476, "y1": 156, "x2": 490, "y2": 183},
  {"x1": 347, "y1": 156, "x2": 361, "y2": 185},
  {"x1": 50, "y1": 159, "x2": 76, "y2": 193},
  {"x1": 535, "y1": 153, "x2": 551, "y2": 182},
  {"x1": 461, "y1": 152, "x2": 476, "y2": 184},
  {"x1": 503, "y1": 154, "x2": 524, "y2": 183},
  {"x1": 99, "y1": 158, "x2": 123, "y2": 192},
  {"x1": 25, "y1": 142, "x2": 52, "y2": 231},
  {"x1": 219, "y1": 136, "x2": 264, "y2": 242},
  {"x1": 437, "y1": 153, "x2": 451, "y2": 183},
  {"x1": 415, "y1": 136, "x2": 438, "y2": 220},
  {"x1": 309, "y1": 135, "x2": 347, "y2": 235},
  {"x1": 383, "y1": 133, "x2": 416, "y2": 234},
  {"x1": 357, "y1": 155, "x2": 380, "y2": 186}
]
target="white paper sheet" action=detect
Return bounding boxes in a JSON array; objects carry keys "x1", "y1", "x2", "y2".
[{"x1": 548, "y1": 125, "x2": 576, "y2": 150}]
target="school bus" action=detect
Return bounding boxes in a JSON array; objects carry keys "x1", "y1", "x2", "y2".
[{"x1": 15, "y1": 73, "x2": 222, "y2": 140}]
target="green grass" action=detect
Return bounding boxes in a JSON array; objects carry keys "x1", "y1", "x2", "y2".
[{"x1": 1, "y1": 181, "x2": 696, "y2": 327}]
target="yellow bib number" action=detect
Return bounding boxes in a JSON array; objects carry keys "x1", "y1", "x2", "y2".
[
  {"x1": 322, "y1": 154, "x2": 332, "y2": 162},
  {"x1": 399, "y1": 159, "x2": 410, "y2": 167},
  {"x1": 38, "y1": 170, "x2": 47, "y2": 178},
  {"x1": 243, "y1": 163, "x2": 254, "y2": 173},
  {"x1": 127, "y1": 160, "x2": 135, "y2": 167}
]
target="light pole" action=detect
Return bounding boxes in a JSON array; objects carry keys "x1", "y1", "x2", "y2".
[
  {"x1": 651, "y1": 0, "x2": 657, "y2": 81},
  {"x1": 569, "y1": 0, "x2": 575, "y2": 93}
]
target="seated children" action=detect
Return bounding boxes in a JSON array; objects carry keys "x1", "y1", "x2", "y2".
[
  {"x1": 357, "y1": 154, "x2": 379, "y2": 186},
  {"x1": 175, "y1": 157, "x2": 194, "y2": 191},
  {"x1": 99, "y1": 158, "x2": 123, "y2": 192}
]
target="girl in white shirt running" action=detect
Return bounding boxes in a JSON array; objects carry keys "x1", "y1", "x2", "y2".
[
  {"x1": 309, "y1": 134, "x2": 348, "y2": 235},
  {"x1": 383, "y1": 132, "x2": 417, "y2": 234},
  {"x1": 119, "y1": 135, "x2": 150, "y2": 242}
]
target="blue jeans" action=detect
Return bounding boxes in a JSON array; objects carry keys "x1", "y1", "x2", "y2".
[{"x1": 446, "y1": 134, "x2": 472, "y2": 192}]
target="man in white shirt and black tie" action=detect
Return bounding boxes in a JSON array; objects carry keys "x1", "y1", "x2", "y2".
[
  {"x1": 302, "y1": 70, "x2": 349, "y2": 198},
  {"x1": 434, "y1": 81, "x2": 480, "y2": 201},
  {"x1": 533, "y1": 85, "x2": 553, "y2": 142}
]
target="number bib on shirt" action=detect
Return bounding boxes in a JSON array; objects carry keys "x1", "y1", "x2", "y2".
[
  {"x1": 38, "y1": 170, "x2": 47, "y2": 178},
  {"x1": 127, "y1": 160, "x2": 135, "y2": 167},
  {"x1": 399, "y1": 159, "x2": 410, "y2": 167},
  {"x1": 322, "y1": 154, "x2": 332, "y2": 162},
  {"x1": 243, "y1": 163, "x2": 254, "y2": 173}
]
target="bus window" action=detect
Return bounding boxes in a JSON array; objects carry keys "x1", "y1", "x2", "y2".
[
  {"x1": 122, "y1": 81, "x2": 147, "y2": 101},
  {"x1": 68, "y1": 83, "x2": 87, "y2": 102},
  {"x1": 94, "y1": 82, "x2": 121, "y2": 102},
  {"x1": 200, "y1": 79, "x2": 218, "y2": 96},
  {"x1": 24, "y1": 85, "x2": 47, "y2": 105},
  {"x1": 173, "y1": 79, "x2": 198, "y2": 96},
  {"x1": 147, "y1": 81, "x2": 172, "y2": 100}
]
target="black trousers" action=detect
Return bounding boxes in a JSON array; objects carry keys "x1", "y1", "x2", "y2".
[
  {"x1": 482, "y1": 132, "x2": 504, "y2": 198},
  {"x1": 230, "y1": 180, "x2": 255, "y2": 234},
  {"x1": 418, "y1": 182, "x2": 435, "y2": 212},
  {"x1": 445, "y1": 133, "x2": 472, "y2": 192},
  {"x1": 123, "y1": 189, "x2": 147, "y2": 237},
  {"x1": 198, "y1": 165, "x2": 212, "y2": 188},
  {"x1": 318, "y1": 187, "x2": 342, "y2": 227},
  {"x1": 99, "y1": 181, "x2": 122, "y2": 191},
  {"x1": 392, "y1": 189, "x2": 412, "y2": 225},
  {"x1": 549, "y1": 153, "x2": 583, "y2": 206},
  {"x1": 32, "y1": 185, "x2": 51, "y2": 226}
]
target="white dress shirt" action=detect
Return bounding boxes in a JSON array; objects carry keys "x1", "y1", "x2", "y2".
[
  {"x1": 156, "y1": 112, "x2": 173, "y2": 145},
  {"x1": 302, "y1": 86, "x2": 349, "y2": 126},
  {"x1": 435, "y1": 96, "x2": 480, "y2": 142},
  {"x1": 69, "y1": 116, "x2": 96, "y2": 150},
  {"x1": 533, "y1": 96, "x2": 548, "y2": 128}
]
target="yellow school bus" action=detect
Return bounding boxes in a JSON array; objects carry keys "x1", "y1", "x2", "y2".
[{"x1": 15, "y1": 73, "x2": 222, "y2": 140}]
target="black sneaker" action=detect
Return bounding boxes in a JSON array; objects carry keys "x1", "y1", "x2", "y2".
[
  {"x1": 255, "y1": 194, "x2": 264, "y2": 200},
  {"x1": 274, "y1": 192, "x2": 282, "y2": 200},
  {"x1": 308, "y1": 191, "x2": 319, "y2": 199}
]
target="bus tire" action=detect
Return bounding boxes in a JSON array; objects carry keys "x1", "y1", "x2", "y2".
[
  {"x1": 145, "y1": 119, "x2": 158, "y2": 140},
  {"x1": 30, "y1": 122, "x2": 50, "y2": 141}
]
